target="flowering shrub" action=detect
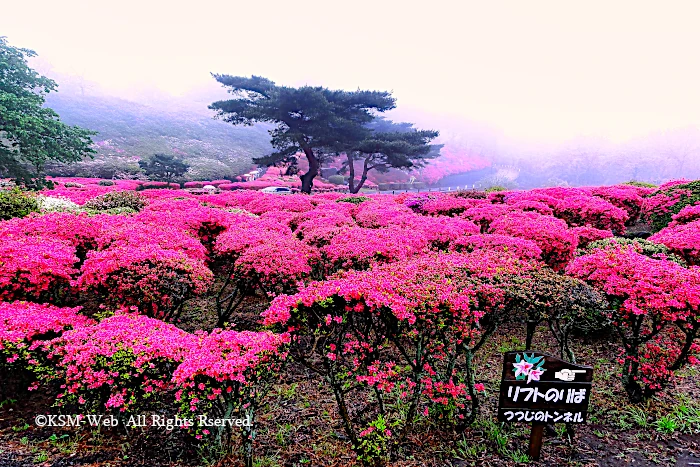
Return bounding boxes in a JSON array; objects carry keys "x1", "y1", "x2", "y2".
[
  {"x1": 417, "y1": 195, "x2": 483, "y2": 217},
  {"x1": 213, "y1": 222, "x2": 319, "y2": 326},
  {"x1": 489, "y1": 211, "x2": 578, "y2": 270},
  {"x1": 411, "y1": 216, "x2": 480, "y2": 250},
  {"x1": 449, "y1": 234, "x2": 543, "y2": 261},
  {"x1": 506, "y1": 200, "x2": 554, "y2": 216},
  {"x1": 590, "y1": 185, "x2": 653, "y2": 225},
  {"x1": 48, "y1": 313, "x2": 194, "y2": 412},
  {"x1": 263, "y1": 251, "x2": 533, "y2": 462},
  {"x1": 0, "y1": 301, "x2": 92, "y2": 388},
  {"x1": 0, "y1": 212, "x2": 101, "y2": 254},
  {"x1": 0, "y1": 237, "x2": 78, "y2": 302},
  {"x1": 567, "y1": 245, "x2": 700, "y2": 401},
  {"x1": 321, "y1": 227, "x2": 429, "y2": 271},
  {"x1": 36, "y1": 195, "x2": 81, "y2": 213},
  {"x1": 571, "y1": 225, "x2": 614, "y2": 249},
  {"x1": 74, "y1": 246, "x2": 213, "y2": 322},
  {"x1": 649, "y1": 220, "x2": 700, "y2": 265},
  {"x1": 83, "y1": 190, "x2": 148, "y2": 212},
  {"x1": 670, "y1": 204, "x2": 700, "y2": 226},
  {"x1": 93, "y1": 220, "x2": 208, "y2": 262},
  {"x1": 552, "y1": 195, "x2": 628, "y2": 233},
  {"x1": 41, "y1": 184, "x2": 121, "y2": 205},
  {"x1": 461, "y1": 204, "x2": 513, "y2": 233},
  {"x1": 173, "y1": 329, "x2": 289, "y2": 462}
]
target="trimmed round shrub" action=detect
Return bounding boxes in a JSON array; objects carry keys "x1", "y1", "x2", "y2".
[
  {"x1": 0, "y1": 188, "x2": 39, "y2": 220},
  {"x1": 337, "y1": 196, "x2": 370, "y2": 204},
  {"x1": 83, "y1": 191, "x2": 148, "y2": 212},
  {"x1": 74, "y1": 246, "x2": 213, "y2": 322},
  {"x1": 327, "y1": 175, "x2": 346, "y2": 185},
  {"x1": 98, "y1": 180, "x2": 115, "y2": 186}
]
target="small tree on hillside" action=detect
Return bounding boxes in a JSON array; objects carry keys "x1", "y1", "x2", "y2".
[
  {"x1": 0, "y1": 37, "x2": 95, "y2": 188},
  {"x1": 138, "y1": 154, "x2": 189, "y2": 183},
  {"x1": 342, "y1": 118, "x2": 440, "y2": 193},
  {"x1": 209, "y1": 75, "x2": 395, "y2": 193}
]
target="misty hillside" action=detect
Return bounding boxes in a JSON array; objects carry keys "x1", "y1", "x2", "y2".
[
  {"x1": 43, "y1": 92, "x2": 272, "y2": 180},
  {"x1": 41, "y1": 87, "x2": 700, "y2": 188}
]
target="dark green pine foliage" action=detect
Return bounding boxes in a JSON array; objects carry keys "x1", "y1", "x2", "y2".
[
  {"x1": 0, "y1": 36, "x2": 95, "y2": 188},
  {"x1": 343, "y1": 117, "x2": 440, "y2": 193},
  {"x1": 209, "y1": 75, "x2": 396, "y2": 193},
  {"x1": 138, "y1": 154, "x2": 190, "y2": 183}
]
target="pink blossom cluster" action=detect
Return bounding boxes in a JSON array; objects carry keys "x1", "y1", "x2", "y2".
[
  {"x1": 45, "y1": 312, "x2": 288, "y2": 415},
  {"x1": 589, "y1": 185, "x2": 653, "y2": 224},
  {"x1": 263, "y1": 250, "x2": 533, "y2": 434},
  {"x1": 570, "y1": 226, "x2": 614, "y2": 249},
  {"x1": 49, "y1": 313, "x2": 195, "y2": 410},
  {"x1": 551, "y1": 195, "x2": 628, "y2": 233},
  {"x1": 567, "y1": 244, "x2": 700, "y2": 395},
  {"x1": 489, "y1": 211, "x2": 578, "y2": 270},
  {"x1": 415, "y1": 195, "x2": 484, "y2": 217},
  {"x1": 449, "y1": 234, "x2": 543, "y2": 261},
  {"x1": 0, "y1": 212, "x2": 102, "y2": 251},
  {"x1": 670, "y1": 204, "x2": 700, "y2": 226},
  {"x1": 0, "y1": 236, "x2": 78, "y2": 301},
  {"x1": 73, "y1": 246, "x2": 213, "y2": 320},
  {"x1": 172, "y1": 329, "x2": 289, "y2": 419},
  {"x1": 650, "y1": 220, "x2": 700, "y2": 265},
  {"x1": 321, "y1": 227, "x2": 429, "y2": 271},
  {"x1": 0, "y1": 301, "x2": 92, "y2": 356}
]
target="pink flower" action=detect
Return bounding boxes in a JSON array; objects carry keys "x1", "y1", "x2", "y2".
[
  {"x1": 513, "y1": 360, "x2": 533, "y2": 378},
  {"x1": 527, "y1": 368, "x2": 544, "y2": 384}
]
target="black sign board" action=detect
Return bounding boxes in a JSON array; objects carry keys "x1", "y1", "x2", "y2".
[{"x1": 497, "y1": 351, "x2": 594, "y2": 460}]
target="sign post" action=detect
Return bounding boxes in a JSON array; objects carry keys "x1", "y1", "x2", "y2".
[{"x1": 497, "y1": 351, "x2": 593, "y2": 460}]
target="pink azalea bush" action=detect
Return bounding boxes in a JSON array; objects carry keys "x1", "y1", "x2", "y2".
[
  {"x1": 48, "y1": 313, "x2": 195, "y2": 412},
  {"x1": 173, "y1": 329, "x2": 289, "y2": 458},
  {"x1": 670, "y1": 204, "x2": 700, "y2": 226},
  {"x1": 0, "y1": 237, "x2": 79, "y2": 302},
  {"x1": 263, "y1": 251, "x2": 534, "y2": 462},
  {"x1": 0, "y1": 212, "x2": 101, "y2": 252},
  {"x1": 489, "y1": 211, "x2": 578, "y2": 270},
  {"x1": 567, "y1": 245, "x2": 700, "y2": 401},
  {"x1": 0, "y1": 301, "x2": 93, "y2": 388},
  {"x1": 649, "y1": 220, "x2": 700, "y2": 265},
  {"x1": 213, "y1": 220, "x2": 319, "y2": 326},
  {"x1": 589, "y1": 185, "x2": 653, "y2": 225},
  {"x1": 73, "y1": 246, "x2": 213, "y2": 322},
  {"x1": 449, "y1": 234, "x2": 543, "y2": 261},
  {"x1": 552, "y1": 195, "x2": 628, "y2": 233},
  {"x1": 321, "y1": 227, "x2": 429, "y2": 271}
]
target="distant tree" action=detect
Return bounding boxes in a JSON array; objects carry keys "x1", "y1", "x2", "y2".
[
  {"x1": 341, "y1": 118, "x2": 440, "y2": 193},
  {"x1": 209, "y1": 75, "x2": 395, "y2": 193},
  {"x1": 0, "y1": 36, "x2": 95, "y2": 188},
  {"x1": 138, "y1": 154, "x2": 189, "y2": 183}
]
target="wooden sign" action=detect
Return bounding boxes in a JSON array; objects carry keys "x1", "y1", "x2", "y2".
[{"x1": 497, "y1": 351, "x2": 593, "y2": 460}]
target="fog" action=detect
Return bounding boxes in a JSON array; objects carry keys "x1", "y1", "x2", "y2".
[{"x1": 3, "y1": 0, "x2": 700, "y2": 184}]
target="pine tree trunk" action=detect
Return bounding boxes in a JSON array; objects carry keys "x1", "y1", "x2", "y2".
[
  {"x1": 299, "y1": 146, "x2": 319, "y2": 194},
  {"x1": 350, "y1": 158, "x2": 372, "y2": 194}
]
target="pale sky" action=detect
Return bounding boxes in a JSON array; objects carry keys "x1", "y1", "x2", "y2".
[{"x1": 3, "y1": 0, "x2": 700, "y2": 143}]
